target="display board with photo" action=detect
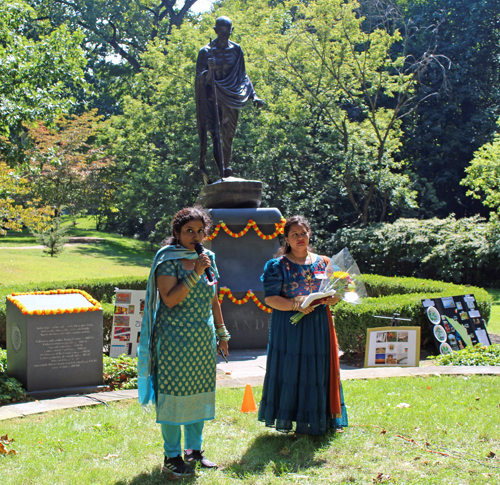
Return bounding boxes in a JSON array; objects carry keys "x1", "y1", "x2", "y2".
[
  {"x1": 110, "y1": 290, "x2": 146, "y2": 358},
  {"x1": 421, "y1": 294, "x2": 491, "y2": 355},
  {"x1": 365, "y1": 326, "x2": 421, "y2": 367}
]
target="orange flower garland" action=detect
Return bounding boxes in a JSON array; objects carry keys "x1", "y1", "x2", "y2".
[
  {"x1": 205, "y1": 218, "x2": 286, "y2": 241},
  {"x1": 7, "y1": 289, "x2": 102, "y2": 316},
  {"x1": 218, "y1": 287, "x2": 272, "y2": 314}
]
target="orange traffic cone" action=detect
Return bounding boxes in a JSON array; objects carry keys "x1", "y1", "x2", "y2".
[{"x1": 241, "y1": 384, "x2": 257, "y2": 413}]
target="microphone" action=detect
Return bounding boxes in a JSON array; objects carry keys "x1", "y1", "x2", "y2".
[{"x1": 194, "y1": 243, "x2": 213, "y2": 282}]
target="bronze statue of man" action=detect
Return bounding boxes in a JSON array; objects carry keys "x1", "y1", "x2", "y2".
[{"x1": 195, "y1": 16, "x2": 264, "y2": 184}]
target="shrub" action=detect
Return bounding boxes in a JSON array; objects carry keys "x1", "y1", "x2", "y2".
[
  {"x1": 430, "y1": 343, "x2": 500, "y2": 366},
  {"x1": 332, "y1": 275, "x2": 491, "y2": 355},
  {"x1": 0, "y1": 276, "x2": 148, "y2": 348},
  {"x1": 0, "y1": 349, "x2": 28, "y2": 405},
  {"x1": 103, "y1": 355, "x2": 138, "y2": 390},
  {"x1": 327, "y1": 216, "x2": 500, "y2": 287}
]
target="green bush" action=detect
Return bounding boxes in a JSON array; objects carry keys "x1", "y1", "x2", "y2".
[
  {"x1": 0, "y1": 349, "x2": 28, "y2": 405},
  {"x1": 430, "y1": 343, "x2": 500, "y2": 366},
  {"x1": 328, "y1": 216, "x2": 500, "y2": 287},
  {"x1": 0, "y1": 276, "x2": 148, "y2": 348},
  {"x1": 332, "y1": 275, "x2": 492, "y2": 355},
  {"x1": 103, "y1": 355, "x2": 138, "y2": 390}
]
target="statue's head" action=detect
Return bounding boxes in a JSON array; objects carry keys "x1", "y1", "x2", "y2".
[{"x1": 214, "y1": 16, "x2": 233, "y2": 37}]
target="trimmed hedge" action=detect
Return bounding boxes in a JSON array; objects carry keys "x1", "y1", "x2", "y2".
[
  {"x1": 0, "y1": 276, "x2": 148, "y2": 349},
  {"x1": 1, "y1": 274, "x2": 492, "y2": 357},
  {"x1": 328, "y1": 216, "x2": 500, "y2": 287},
  {"x1": 332, "y1": 274, "x2": 492, "y2": 355}
]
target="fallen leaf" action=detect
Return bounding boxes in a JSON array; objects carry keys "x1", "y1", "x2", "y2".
[
  {"x1": 380, "y1": 429, "x2": 387, "y2": 435},
  {"x1": 414, "y1": 427, "x2": 420, "y2": 432},
  {"x1": 413, "y1": 456, "x2": 421, "y2": 461},
  {"x1": 104, "y1": 454, "x2": 119, "y2": 460},
  {"x1": 476, "y1": 397, "x2": 480, "y2": 401},
  {"x1": 0, "y1": 443, "x2": 7, "y2": 454},
  {"x1": 373, "y1": 472, "x2": 392, "y2": 483},
  {"x1": 427, "y1": 386, "x2": 431, "y2": 390},
  {"x1": 280, "y1": 446, "x2": 290, "y2": 456},
  {"x1": 483, "y1": 473, "x2": 493, "y2": 478},
  {"x1": 7, "y1": 450, "x2": 17, "y2": 455},
  {"x1": 425, "y1": 441, "x2": 431, "y2": 447},
  {"x1": 396, "y1": 403, "x2": 411, "y2": 408},
  {"x1": 487, "y1": 451, "x2": 496, "y2": 459}
]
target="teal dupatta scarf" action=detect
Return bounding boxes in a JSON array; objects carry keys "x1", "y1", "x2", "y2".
[{"x1": 137, "y1": 245, "x2": 218, "y2": 406}]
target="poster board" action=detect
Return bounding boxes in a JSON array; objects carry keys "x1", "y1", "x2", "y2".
[
  {"x1": 421, "y1": 294, "x2": 491, "y2": 355},
  {"x1": 365, "y1": 326, "x2": 421, "y2": 368},
  {"x1": 109, "y1": 289, "x2": 146, "y2": 358}
]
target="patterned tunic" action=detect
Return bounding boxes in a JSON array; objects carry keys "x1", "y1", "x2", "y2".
[{"x1": 152, "y1": 256, "x2": 218, "y2": 424}]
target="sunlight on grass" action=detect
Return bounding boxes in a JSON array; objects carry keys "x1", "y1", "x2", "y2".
[
  {"x1": 1, "y1": 377, "x2": 499, "y2": 484},
  {"x1": 0, "y1": 245, "x2": 152, "y2": 285}
]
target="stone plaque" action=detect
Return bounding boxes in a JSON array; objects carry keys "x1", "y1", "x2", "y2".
[{"x1": 6, "y1": 291, "x2": 104, "y2": 398}]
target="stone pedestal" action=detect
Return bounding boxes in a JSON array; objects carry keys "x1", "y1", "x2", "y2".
[
  {"x1": 6, "y1": 292, "x2": 104, "y2": 399},
  {"x1": 204, "y1": 208, "x2": 282, "y2": 349},
  {"x1": 196, "y1": 177, "x2": 262, "y2": 208}
]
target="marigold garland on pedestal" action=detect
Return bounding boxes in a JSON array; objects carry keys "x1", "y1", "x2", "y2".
[
  {"x1": 218, "y1": 287, "x2": 272, "y2": 313},
  {"x1": 7, "y1": 289, "x2": 102, "y2": 316},
  {"x1": 205, "y1": 218, "x2": 286, "y2": 241}
]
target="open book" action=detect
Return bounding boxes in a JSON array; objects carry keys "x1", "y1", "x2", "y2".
[{"x1": 300, "y1": 289, "x2": 335, "y2": 309}]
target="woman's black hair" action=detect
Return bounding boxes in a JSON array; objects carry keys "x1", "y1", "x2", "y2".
[
  {"x1": 162, "y1": 206, "x2": 213, "y2": 247},
  {"x1": 275, "y1": 215, "x2": 313, "y2": 257}
]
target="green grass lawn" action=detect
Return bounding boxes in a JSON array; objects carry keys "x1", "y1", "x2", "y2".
[
  {"x1": 0, "y1": 217, "x2": 153, "y2": 286},
  {"x1": 1, "y1": 377, "x2": 499, "y2": 484}
]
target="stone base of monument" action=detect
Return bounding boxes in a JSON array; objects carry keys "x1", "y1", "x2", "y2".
[
  {"x1": 196, "y1": 177, "x2": 262, "y2": 208},
  {"x1": 204, "y1": 208, "x2": 282, "y2": 349},
  {"x1": 6, "y1": 291, "x2": 104, "y2": 399}
]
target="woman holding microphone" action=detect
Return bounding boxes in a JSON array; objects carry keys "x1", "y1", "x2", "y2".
[{"x1": 138, "y1": 207, "x2": 229, "y2": 478}]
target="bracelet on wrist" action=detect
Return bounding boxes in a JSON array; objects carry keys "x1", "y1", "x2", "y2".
[{"x1": 182, "y1": 271, "x2": 200, "y2": 290}]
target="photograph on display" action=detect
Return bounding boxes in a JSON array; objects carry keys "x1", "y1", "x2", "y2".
[
  {"x1": 113, "y1": 315, "x2": 130, "y2": 326},
  {"x1": 110, "y1": 289, "x2": 147, "y2": 358},
  {"x1": 386, "y1": 354, "x2": 397, "y2": 364},
  {"x1": 365, "y1": 326, "x2": 421, "y2": 367},
  {"x1": 140, "y1": 299, "x2": 145, "y2": 316},
  {"x1": 115, "y1": 333, "x2": 130, "y2": 342},
  {"x1": 396, "y1": 353, "x2": 408, "y2": 365},
  {"x1": 114, "y1": 305, "x2": 129, "y2": 315},
  {"x1": 421, "y1": 294, "x2": 491, "y2": 355},
  {"x1": 386, "y1": 331, "x2": 397, "y2": 342},
  {"x1": 441, "y1": 297, "x2": 455, "y2": 309},
  {"x1": 115, "y1": 292, "x2": 132, "y2": 304},
  {"x1": 397, "y1": 331, "x2": 408, "y2": 342}
]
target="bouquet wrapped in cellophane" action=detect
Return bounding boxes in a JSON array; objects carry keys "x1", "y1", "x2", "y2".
[{"x1": 290, "y1": 248, "x2": 367, "y2": 325}]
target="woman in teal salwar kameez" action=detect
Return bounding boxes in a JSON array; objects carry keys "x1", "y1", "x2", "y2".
[{"x1": 138, "y1": 207, "x2": 230, "y2": 478}]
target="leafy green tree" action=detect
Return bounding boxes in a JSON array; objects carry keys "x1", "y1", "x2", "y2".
[
  {"x1": 225, "y1": 0, "x2": 422, "y2": 224},
  {"x1": 23, "y1": 110, "x2": 114, "y2": 218},
  {"x1": 461, "y1": 118, "x2": 500, "y2": 213},
  {"x1": 0, "y1": 161, "x2": 53, "y2": 235},
  {"x1": 394, "y1": 0, "x2": 500, "y2": 218},
  {"x1": 0, "y1": 0, "x2": 87, "y2": 163},
  {"x1": 31, "y1": 0, "x2": 203, "y2": 71}
]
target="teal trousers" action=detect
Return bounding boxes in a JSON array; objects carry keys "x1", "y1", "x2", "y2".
[{"x1": 161, "y1": 421, "x2": 204, "y2": 458}]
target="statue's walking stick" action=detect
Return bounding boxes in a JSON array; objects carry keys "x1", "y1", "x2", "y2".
[{"x1": 210, "y1": 37, "x2": 225, "y2": 180}]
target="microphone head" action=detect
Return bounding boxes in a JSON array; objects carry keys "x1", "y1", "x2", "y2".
[{"x1": 194, "y1": 242, "x2": 204, "y2": 254}]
